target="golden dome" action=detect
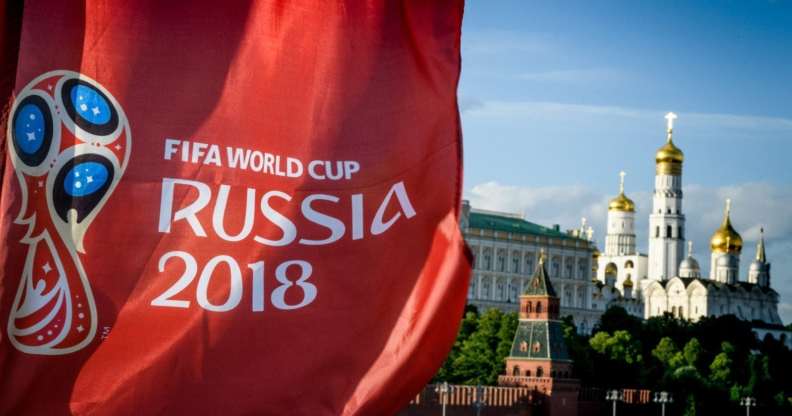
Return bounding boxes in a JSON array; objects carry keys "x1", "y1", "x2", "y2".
[
  {"x1": 623, "y1": 276, "x2": 634, "y2": 288},
  {"x1": 655, "y1": 138, "x2": 684, "y2": 175},
  {"x1": 656, "y1": 113, "x2": 684, "y2": 175},
  {"x1": 608, "y1": 171, "x2": 635, "y2": 212},
  {"x1": 710, "y1": 199, "x2": 743, "y2": 254},
  {"x1": 609, "y1": 193, "x2": 636, "y2": 212}
]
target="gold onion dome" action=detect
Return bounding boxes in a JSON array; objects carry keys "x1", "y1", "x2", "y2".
[
  {"x1": 622, "y1": 276, "x2": 634, "y2": 288},
  {"x1": 608, "y1": 171, "x2": 636, "y2": 212},
  {"x1": 656, "y1": 112, "x2": 684, "y2": 175},
  {"x1": 655, "y1": 139, "x2": 684, "y2": 164},
  {"x1": 609, "y1": 193, "x2": 636, "y2": 212},
  {"x1": 710, "y1": 199, "x2": 743, "y2": 254}
]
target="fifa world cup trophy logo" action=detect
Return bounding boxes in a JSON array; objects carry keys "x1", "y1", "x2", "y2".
[{"x1": 5, "y1": 71, "x2": 131, "y2": 355}]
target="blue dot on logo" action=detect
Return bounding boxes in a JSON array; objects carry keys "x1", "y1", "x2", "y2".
[
  {"x1": 13, "y1": 104, "x2": 45, "y2": 154},
  {"x1": 70, "y1": 84, "x2": 112, "y2": 125},
  {"x1": 63, "y1": 162, "x2": 109, "y2": 197}
]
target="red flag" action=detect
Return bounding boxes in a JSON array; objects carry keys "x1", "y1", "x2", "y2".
[
  {"x1": 0, "y1": 1, "x2": 469, "y2": 415},
  {"x1": 0, "y1": 0, "x2": 24, "y2": 195}
]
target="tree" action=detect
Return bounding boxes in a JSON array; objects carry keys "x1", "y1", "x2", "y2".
[
  {"x1": 709, "y1": 342, "x2": 734, "y2": 386},
  {"x1": 492, "y1": 312, "x2": 518, "y2": 382},
  {"x1": 594, "y1": 306, "x2": 642, "y2": 335},
  {"x1": 451, "y1": 308, "x2": 505, "y2": 385},
  {"x1": 434, "y1": 309, "x2": 479, "y2": 382},
  {"x1": 589, "y1": 330, "x2": 642, "y2": 364},
  {"x1": 683, "y1": 338, "x2": 702, "y2": 368},
  {"x1": 652, "y1": 337, "x2": 678, "y2": 365}
]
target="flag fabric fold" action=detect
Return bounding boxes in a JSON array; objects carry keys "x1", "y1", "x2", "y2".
[{"x1": 0, "y1": 1, "x2": 469, "y2": 414}]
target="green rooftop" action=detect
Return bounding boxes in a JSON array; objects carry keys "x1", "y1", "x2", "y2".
[
  {"x1": 524, "y1": 260, "x2": 557, "y2": 297},
  {"x1": 468, "y1": 211, "x2": 583, "y2": 241},
  {"x1": 509, "y1": 321, "x2": 571, "y2": 362}
]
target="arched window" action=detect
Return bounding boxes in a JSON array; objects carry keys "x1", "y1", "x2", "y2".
[
  {"x1": 655, "y1": 227, "x2": 660, "y2": 238},
  {"x1": 527, "y1": 302, "x2": 533, "y2": 313},
  {"x1": 509, "y1": 279, "x2": 519, "y2": 302},
  {"x1": 497, "y1": 250, "x2": 506, "y2": 272},
  {"x1": 525, "y1": 370, "x2": 531, "y2": 377},
  {"x1": 512, "y1": 252, "x2": 521, "y2": 273},
  {"x1": 525, "y1": 255, "x2": 534, "y2": 274},
  {"x1": 536, "y1": 367, "x2": 544, "y2": 378},
  {"x1": 666, "y1": 225, "x2": 672, "y2": 238},
  {"x1": 513, "y1": 366, "x2": 521, "y2": 376},
  {"x1": 482, "y1": 249, "x2": 492, "y2": 270},
  {"x1": 496, "y1": 279, "x2": 506, "y2": 300},
  {"x1": 536, "y1": 302, "x2": 543, "y2": 313},
  {"x1": 624, "y1": 260, "x2": 634, "y2": 269},
  {"x1": 678, "y1": 226, "x2": 684, "y2": 239},
  {"x1": 565, "y1": 258, "x2": 574, "y2": 279},
  {"x1": 551, "y1": 257, "x2": 561, "y2": 277}
]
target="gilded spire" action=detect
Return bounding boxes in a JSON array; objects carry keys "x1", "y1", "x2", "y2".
[
  {"x1": 539, "y1": 248, "x2": 546, "y2": 265},
  {"x1": 710, "y1": 198, "x2": 743, "y2": 254},
  {"x1": 687, "y1": 240, "x2": 693, "y2": 257},
  {"x1": 756, "y1": 227, "x2": 766, "y2": 263}
]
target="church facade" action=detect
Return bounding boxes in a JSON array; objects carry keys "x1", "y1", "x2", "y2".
[{"x1": 595, "y1": 113, "x2": 783, "y2": 327}]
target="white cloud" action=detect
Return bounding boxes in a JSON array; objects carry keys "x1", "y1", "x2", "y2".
[{"x1": 466, "y1": 180, "x2": 792, "y2": 324}]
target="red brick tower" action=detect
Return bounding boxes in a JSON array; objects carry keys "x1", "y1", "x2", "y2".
[{"x1": 499, "y1": 251, "x2": 580, "y2": 415}]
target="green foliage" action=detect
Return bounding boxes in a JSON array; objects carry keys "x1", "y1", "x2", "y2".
[
  {"x1": 594, "y1": 306, "x2": 642, "y2": 335},
  {"x1": 589, "y1": 330, "x2": 642, "y2": 364},
  {"x1": 433, "y1": 307, "x2": 517, "y2": 386},
  {"x1": 652, "y1": 337, "x2": 678, "y2": 365},
  {"x1": 709, "y1": 341, "x2": 734, "y2": 386},
  {"x1": 683, "y1": 338, "x2": 702, "y2": 368},
  {"x1": 433, "y1": 304, "x2": 792, "y2": 414}
]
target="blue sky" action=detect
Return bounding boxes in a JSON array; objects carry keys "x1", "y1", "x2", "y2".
[{"x1": 459, "y1": 0, "x2": 792, "y2": 323}]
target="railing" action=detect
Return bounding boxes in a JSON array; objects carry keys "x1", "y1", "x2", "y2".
[
  {"x1": 409, "y1": 384, "x2": 538, "y2": 407},
  {"x1": 498, "y1": 375, "x2": 580, "y2": 389}
]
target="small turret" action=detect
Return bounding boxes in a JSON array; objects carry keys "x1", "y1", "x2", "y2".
[
  {"x1": 679, "y1": 241, "x2": 701, "y2": 278},
  {"x1": 748, "y1": 228, "x2": 771, "y2": 288}
]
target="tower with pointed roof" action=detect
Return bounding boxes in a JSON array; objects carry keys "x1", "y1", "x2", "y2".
[
  {"x1": 748, "y1": 228, "x2": 771, "y2": 288},
  {"x1": 499, "y1": 251, "x2": 580, "y2": 415},
  {"x1": 648, "y1": 112, "x2": 686, "y2": 281}
]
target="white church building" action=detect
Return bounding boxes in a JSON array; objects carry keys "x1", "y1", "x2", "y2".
[{"x1": 595, "y1": 113, "x2": 783, "y2": 327}]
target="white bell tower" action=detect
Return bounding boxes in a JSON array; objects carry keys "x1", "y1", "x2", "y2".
[{"x1": 648, "y1": 113, "x2": 686, "y2": 280}]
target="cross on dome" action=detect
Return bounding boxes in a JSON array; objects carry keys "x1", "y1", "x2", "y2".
[
  {"x1": 665, "y1": 112, "x2": 677, "y2": 132},
  {"x1": 619, "y1": 171, "x2": 626, "y2": 194}
]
